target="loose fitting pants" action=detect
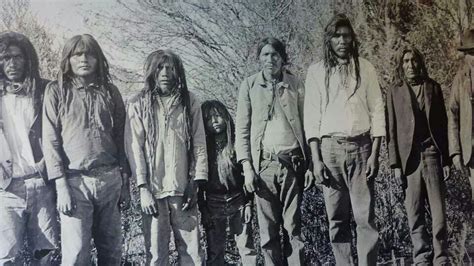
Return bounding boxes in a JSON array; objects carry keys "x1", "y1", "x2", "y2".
[
  {"x1": 0, "y1": 177, "x2": 58, "y2": 265},
  {"x1": 255, "y1": 159, "x2": 305, "y2": 266},
  {"x1": 205, "y1": 193, "x2": 257, "y2": 266},
  {"x1": 404, "y1": 145, "x2": 449, "y2": 265},
  {"x1": 60, "y1": 167, "x2": 123, "y2": 265},
  {"x1": 321, "y1": 137, "x2": 379, "y2": 266},
  {"x1": 142, "y1": 196, "x2": 204, "y2": 266}
]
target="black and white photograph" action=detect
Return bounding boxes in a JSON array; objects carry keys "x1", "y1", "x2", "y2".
[{"x1": 0, "y1": 0, "x2": 472, "y2": 265}]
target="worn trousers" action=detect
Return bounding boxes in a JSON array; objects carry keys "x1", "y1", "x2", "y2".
[
  {"x1": 205, "y1": 193, "x2": 257, "y2": 266},
  {"x1": 321, "y1": 136, "x2": 379, "y2": 266},
  {"x1": 0, "y1": 177, "x2": 59, "y2": 265},
  {"x1": 255, "y1": 159, "x2": 305, "y2": 266},
  {"x1": 142, "y1": 196, "x2": 204, "y2": 266},
  {"x1": 60, "y1": 167, "x2": 123, "y2": 266},
  {"x1": 404, "y1": 145, "x2": 449, "y2": 265}
]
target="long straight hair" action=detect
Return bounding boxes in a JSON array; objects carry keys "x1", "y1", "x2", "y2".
[
  {"x1": 141, "y1": 50, "x2": 193, "y2": 154},
  {"x1": 0, "y1": 32, "x2": 41, "y2": 97},
  {"x1": 59, "y1": 34, "x2": 111, "y2": 86},
  {"x1": 201, "y1": 100, "x2": 236, "y2": 188},
  {"x1": 57, "y1": 34, "x2": 113, "y2": 129},
  {"x1": 323, "y1": 14, "x2": 361, "y2": 103}
]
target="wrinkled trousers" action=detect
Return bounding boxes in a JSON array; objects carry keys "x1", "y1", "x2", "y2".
[
  {"x1": 321, "y1": 136, "x2": 379, "y2": 266},
  {"x1": 0, "y1": 177, "x2": 58, "y2": 265}
]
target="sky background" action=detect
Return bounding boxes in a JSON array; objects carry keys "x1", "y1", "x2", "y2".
[{"x1": 30, "y1": 0, "x2": 144, "y2": 73}]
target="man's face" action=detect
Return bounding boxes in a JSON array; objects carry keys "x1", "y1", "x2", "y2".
[
  {"x1": 205, "y1": 108, "x2": 226, "y2": 135},
  {"x1": 69, "y1": 50, "x2": 98, "y2": 79},
  {"x1": 2, "y1": 45, "x2": 26, "y2": 82},
  {"x1": 154, "y1": 62, "x2": 177, "y2": 94},
  {"x1": 330, "y1": 26, "x2": 353, "y2": 59},
  {"x1": 259, "y1": 44, "x2": 283, "y2": 78},
  {"x1": 402, "y1": 52, "x2": 422, "y2": 81}
]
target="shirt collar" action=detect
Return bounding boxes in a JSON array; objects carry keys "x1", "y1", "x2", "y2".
[
  {"x1": 71, "y1": 79, "x2": 100, "y2": 90},
  {"x1": 256, "y1": 70, "x2": 290, "y2": 90}
]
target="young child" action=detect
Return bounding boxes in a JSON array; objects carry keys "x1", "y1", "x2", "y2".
[
  {"x1": 125, "y1": 50, "x2": 208, "y2": 265},
  {"x1": 199, "y1": 100, "x2": 257, "y2": 265}
]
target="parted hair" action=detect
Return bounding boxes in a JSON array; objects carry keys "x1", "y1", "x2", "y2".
[
  {"x1": 323, "y1": 13, "x2": 361, "y2": 99},
  {"x1": 256, "y1": 37, "x2": 288, "y2": 65},
  {"x1": 396, "y1": 46, "x2": 429, "y2": 86}
]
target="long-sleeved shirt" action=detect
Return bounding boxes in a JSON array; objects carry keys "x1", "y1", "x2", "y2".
[
  {"x1": 125, "y1": 90, "x2": 208, "y2": 199},
  {"x1": 42, "y1": 80, "x2": 128, "y2": 180},
  {"x1": 2, "y1": 92, "x2": 36, "y2": 177},
  {"x1": 304, "y1": 57, "x2": 385, "y2": 140}
]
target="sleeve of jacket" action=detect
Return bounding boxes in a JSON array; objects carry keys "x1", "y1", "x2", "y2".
[
  {"x1": 433, "y1": 82, "x2": 450, "y2": 166},
  {"x1": 448, "y1": 71, "x2": 462, "y2": 158},
  {"x1": 42, "y1": 81, "x2": 66, "y2": 180},
  {"x1": 110, "y1": 84, "x2": 131, "y2": 175},
  {"x1": 124, "y1": 96, "x2": 148, "y2": 187},
  {"x1": 189, "y1": 93, "x2": 208, "y2": 181},
  {"x1": 235, "y1": 77, "x2": 252, "y2": 163},
  {"x1": 304, "y1": 64, "x2": 322, "y2": 142},
  {"x1": 386, "y1": 87, "x2": 400, "y2": 168}
]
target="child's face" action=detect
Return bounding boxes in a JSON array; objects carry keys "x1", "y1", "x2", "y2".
[{"x1": 206, "y1": 108, "x2": 226, "y2": 135}]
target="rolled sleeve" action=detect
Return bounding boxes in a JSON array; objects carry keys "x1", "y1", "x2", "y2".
[
  {"x1": 189, "y1": 93, "x2": 208, "y2": 181},
  {"x1": 366, "y1": 64, "x2": 386, "y2": 137},
  {"x1": 304, "y1": 64, "x2": 323, "y2": 142},
  {"x1": 42, "y1": 81, "x2": 66, "y2": 180},
  {"x1": 124, "y1": 99, "x2": 148, "y2": 187},
  {"x1": 235, "y1": 78, "x2": 252, "y2": 163}
]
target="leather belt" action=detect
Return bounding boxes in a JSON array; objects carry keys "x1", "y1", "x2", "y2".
[
  {"x1": 67, "y1": 165, "x2": 118, "y2": 177},
  {"x1": 261, "y1": 148, "x2": 303, "y2": 166},
  {"x1": 418, "y1": 138, "x2": 434, "y2": 150},
  {"x1": 321, "y1": 132, "x2": 371, "y2": 142}
]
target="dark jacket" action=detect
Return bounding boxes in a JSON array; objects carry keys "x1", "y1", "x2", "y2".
[
  {"x1": 387, "y1": 78, "x2": 449, "y2": 173},
  {"x1": 448, "y1": 62, "x2": 473, "y2": 165}
]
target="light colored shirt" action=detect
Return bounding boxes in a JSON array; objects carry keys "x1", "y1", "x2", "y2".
[
  {"x1": 125, "y1": 91, "x2": 208, "y2": 199},
  {"x1": 304, "y1": 57, "x2": 385, "y2": 140},
  {"x1": 2, "y1": 93, "x2": 37, "y2": 177},
  {"x1": 262, "y1": 80, "x2": 299, "y2": 154}
]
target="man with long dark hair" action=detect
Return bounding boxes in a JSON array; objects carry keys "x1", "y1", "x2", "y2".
[
  {"x1": 304, "y1": 14, "x2": 385, "y2": 265},
  {"x1": 0, "y1": 32, "x2": 59, "y2": 265},
  {"x1": 42, "y1": 34, "x2": 130, "y2": 265},
  {"x1": 387, "y1": 47, "x2": 450, "y2": 265},
  {"x1": 235, "y1": 37, "x2": 310, "y2": 265},
  {"x1": 125, "y1": 49, "x2": 207, "y2": 265}
]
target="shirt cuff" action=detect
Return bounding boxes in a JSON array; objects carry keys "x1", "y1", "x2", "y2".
[{"x1": 193, "y1": 174, "x2": 208, "y2": 181}]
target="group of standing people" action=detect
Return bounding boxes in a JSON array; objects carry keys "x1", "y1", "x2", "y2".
[{"x1": 0, "y1": 12, "x2": 473, "y2": 266}]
